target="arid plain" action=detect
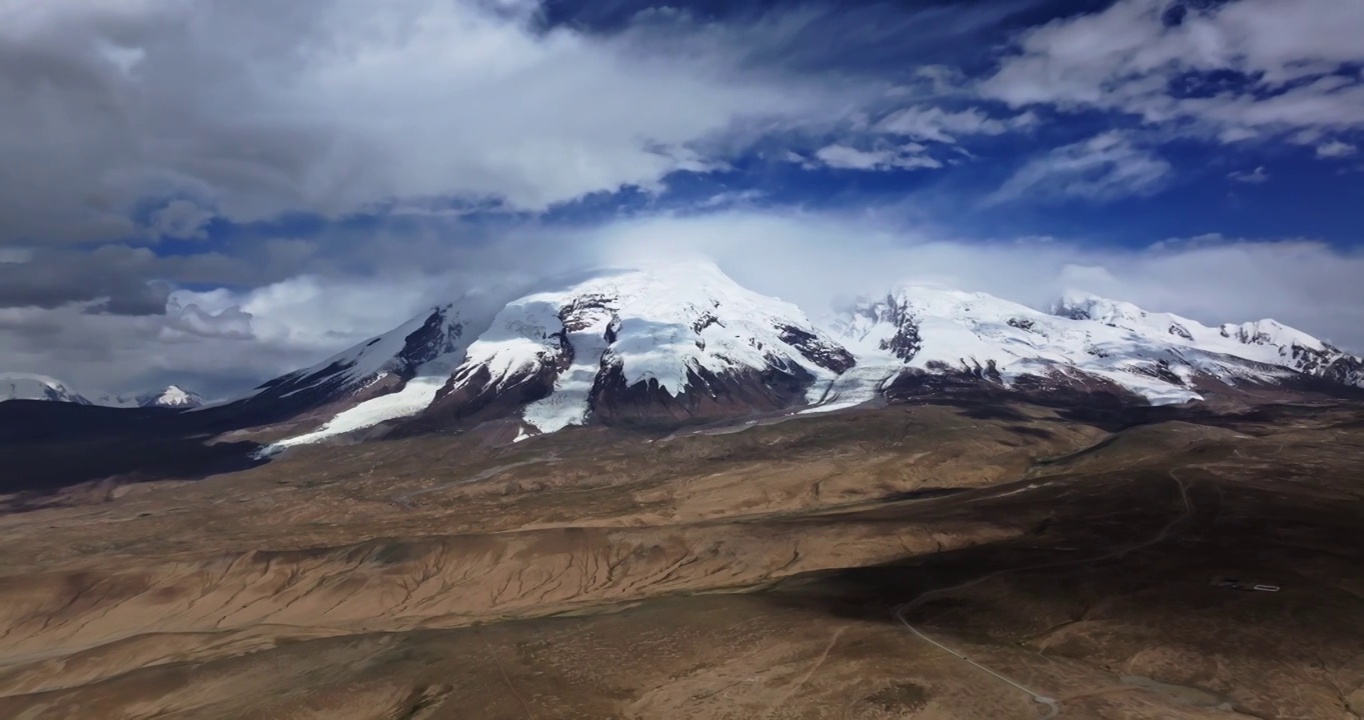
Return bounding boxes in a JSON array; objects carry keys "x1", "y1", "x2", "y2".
[{"x1": 2, "y1": 400, "x2": 1362, "y2": 719}]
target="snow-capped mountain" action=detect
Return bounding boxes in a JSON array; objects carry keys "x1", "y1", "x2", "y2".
[
  {"x1": 264, "y1": 263, "x2": 853, "y2": 451},
  {"x1": 142, "y1": 386, "x2": 204, "y2": 409},
  {"x1": 0, "y1": 373, "x2": 90, "y2": 404},
  {"x1": 1051, "y1": 292, "x2": 1364, "y2": 389},
  {"x1": 93, "y1": 385, "x2": 205, "y2": 409},
  {"x1": 822, "y1": 286, "x2": 1363, "y2": 407},
  {"x1": 425, "y1": 263, "x2": 853, "y2": 434},
  {"x1": 250, "y1": 266, "x2": 1364, "y2": 452}
]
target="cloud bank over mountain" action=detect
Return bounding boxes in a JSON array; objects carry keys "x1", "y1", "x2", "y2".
[{"x1": 2, "y1": 0, "x2": 1361, "y2": 396}]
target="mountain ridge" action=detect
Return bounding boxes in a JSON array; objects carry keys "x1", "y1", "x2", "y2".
[
  {"x1": 247, "y1": 265, "x2": 1362, "y2": 452},
  {"x1": 8, "y1": 265, "x2": 1360, "y2": 449}
]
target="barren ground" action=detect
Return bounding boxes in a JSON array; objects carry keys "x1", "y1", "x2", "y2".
[{"x1": 1, "y1": 401, "x2": 1362, "y2": 719}]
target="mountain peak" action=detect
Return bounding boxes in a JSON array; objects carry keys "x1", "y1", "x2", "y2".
[
  {"x1": 436, "y1": 262, "x2": 853, "y2": 431},
  {"x1": 143, "y1": 385, "x2": 204, "y2": 409}
]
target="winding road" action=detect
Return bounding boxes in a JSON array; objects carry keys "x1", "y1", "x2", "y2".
[
  {"x1": 894, "y1": 471, "x2": 1193, "y2": 718},
  {"x1": 895, "y1": 607, "x2": 1060, "y2": 718}
]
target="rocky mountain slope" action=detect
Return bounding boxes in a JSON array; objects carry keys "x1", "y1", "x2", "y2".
[
  {"x1": 217, "y1": 302, "x2": 474, "y2": 433},
  {"x1": 249, "y1": 265, "x2": 1362, "y2": 451}
]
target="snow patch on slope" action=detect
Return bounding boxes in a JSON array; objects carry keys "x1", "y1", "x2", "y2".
[
  {"x1": 254, "y1": 303, "x2": 466, "y2": 402},
  {"x1": 521, "y1": 308, "x2": 614, "y2": 435},
  {"x1": 801, "y1": 365, "x2": 892, "y2": 414},
  {"x1": 260, "y1": 303, "x2": 479, "y2": 452},
  {"x1": 264, "y1": 376, "x2": 449, "y2": 453}
]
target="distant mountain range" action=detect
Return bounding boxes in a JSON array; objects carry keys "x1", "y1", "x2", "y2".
[
  {"x1": 0, "y1": 374, "x2": 203, "y2": 409},
  {"x1": 6, "y1": 263, "x2": 1361, "y2": 451}
]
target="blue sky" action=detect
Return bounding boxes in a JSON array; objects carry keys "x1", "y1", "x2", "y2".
[{"x1": 1, "y1": 0, "x2": 1362, "y2": 395}]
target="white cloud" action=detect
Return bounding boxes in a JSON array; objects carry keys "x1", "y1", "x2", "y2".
[
  {"x1": 986, "y1": 131, "x2": 1172, "y2": 204},
  {"x1": 793, "y1": 103, "x2": 1033, "y2": 172},
  {"x1": 694, "y1": 189, "x2": 766, "y2": 209},
  {"x1": 1228, "y1": 166, "x2": 1270, "y2": 184},
  {"x1": 979, "y1": 0, "x2": 1364, "y2": 143},
  {"x1": 875, "y1": 106, "x2": 1012, "y2": 143},
  {"x1": 163, "y1": 300, "x2": 253, "y2": 339},
  {"x1": 1317, "y1": 140, "x2": 1358, "y2": 158},
  {"x1": 172, "y1": 274, "x2": 448, "y2": 360},
  {"x1": 0, "y1": 0, "x2": 879, "y2": 244},
  {"x1": 1219, "y1": 127, "x2": 1260, "y2": 143},
  {"x1": 811, "y1": 143, "x2": 942, "y2": 171}
]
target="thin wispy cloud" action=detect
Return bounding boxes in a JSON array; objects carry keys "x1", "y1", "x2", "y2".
[
  {"x1": 979, "y1": 0, "x2": 1364, "y2": 144},
  {"x1": 810, "y1": 144, "x2": 943, "y2": 171},
  {"x1": 1228, "y1": 166, "x2": 1270, "y2": 184},
  {"x1": 1317, "y1": 141, "x2": 1359, "y2": 158},
  {"x1": 985, "y1": 132, "x2": 1173, "y2": 204}
]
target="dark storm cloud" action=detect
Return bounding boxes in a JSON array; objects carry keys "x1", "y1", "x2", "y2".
[
  {"x1": 0, "y1": 240, "x2": 316, "y2": 315},
  {"x1": 0, "y1": 247, "x2": 170, "y2": 315}
]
